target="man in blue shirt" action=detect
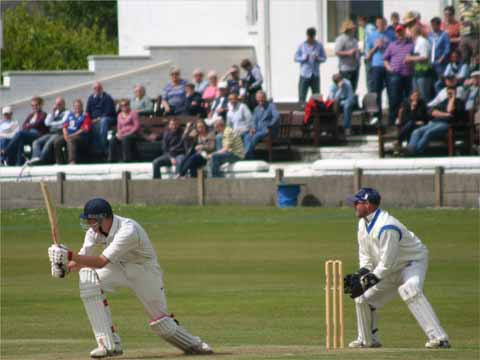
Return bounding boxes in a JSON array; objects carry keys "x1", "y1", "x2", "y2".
[
  {"x1": 327, "y1": 73, "x2": 355, "y2": 136},
  {"x1": 294, "y1": 27, "x2": 327, "y2": 103},
  {"x1": 244, "y1": 91, "x2": 280, "y2": 159},
  {"x1": 429, "y1": 17, "x2": 451, "y2": 87},
  {"x1": 365, "y1": 17, "x2": 395, "y2": 122}
]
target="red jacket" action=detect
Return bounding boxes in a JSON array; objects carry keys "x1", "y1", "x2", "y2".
[
  {"x1": 22, "y1": 111, "x2": 48, "y2": 135},
  {"x1": 303, "y1": 98, "x2": 335, "y2": 124}
]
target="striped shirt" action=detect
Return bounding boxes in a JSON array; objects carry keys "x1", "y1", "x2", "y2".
[
  {"x1": 383, "y1": 39, "x2": 414, "y2": 76},
  {"x1": 222, "y1": 126, "x2": 245, "y2": 159}
]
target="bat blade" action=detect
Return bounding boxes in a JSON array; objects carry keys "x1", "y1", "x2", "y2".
[{"x1": 40, "y1": 181, "x2": 60, "y2": 245}]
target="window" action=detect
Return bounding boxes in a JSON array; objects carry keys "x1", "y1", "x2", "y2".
[
  {"x1": 327, "y1": 0, "x2": 383, "y2": 42},
  {"x1": 246, "y1": 0, "x2": 258, "y2": 26}
]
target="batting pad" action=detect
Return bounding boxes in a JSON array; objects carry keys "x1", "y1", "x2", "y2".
[
  {"x1": 355, "y1": 298, "x2": 373, "y2": 346},
  {"x1": 150, "y1": 316, "x2": 202, "y2": 352},
  {"x1": 79, "y1": 268, "x2": 115, "y2": 351},
  {"x1": 398, "y1": 282, "x2": 448, "y2": 341}
]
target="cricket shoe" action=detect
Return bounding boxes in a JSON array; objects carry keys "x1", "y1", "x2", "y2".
[
  {"x1": 425, "y1": 339, "x2": 451, "y2": 349},
  {"x1": 185, "y1": 340, "x2": 214, "y2": 355},
  {"x1": 348, "y1": 338, "x2": 382, "y2": 348},
  {"x1": 90, "y1": 334, "x2": 123, "y2": 358}
]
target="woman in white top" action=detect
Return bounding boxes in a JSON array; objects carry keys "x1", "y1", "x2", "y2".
[
  {"x1": 226, "y1": 92, "x2": 252, "y2": 140},
  {"x1": 0, "y1": 106, "x2": 19, "y2": 165}
]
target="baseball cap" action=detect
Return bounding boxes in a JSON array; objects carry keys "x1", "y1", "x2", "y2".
[
  {"x1": 80, "y1": 198, "x2": 113, "y2": 219},
  {"x1": 218, "y1": 81, "x2": 228, "y2": 89},
  {"x1": 471, "y1": 70, "x2": 480, "y2": 77},
  {"x1": 2, "y1": 106, "x2": 12, "y2": 115},
  {"x1": 346, "y1": 187, "x2": 381, "y2": 205},
  {"x1": 395, "y1": 24, "x2": 406, "y2": 32}
]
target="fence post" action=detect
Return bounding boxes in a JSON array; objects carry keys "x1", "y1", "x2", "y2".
[
  {"x1": 434, "y1": 167, "x2": 444, "y2": 207},
  {"x1": 275, "y1": 168, "x2": 284, "y2": 184},
  {"x1": 353, "y1": 168, "x2": 363, "y2": 192},
  {"x1": 197, "y1": 168, "x2": 205, "y2": 206},
  {"x1": 121, "y1": 171, "x2": 131, "y2": 204},
  {"x1": 56, "y1": 172, "x2": 65, "y2": 205}
]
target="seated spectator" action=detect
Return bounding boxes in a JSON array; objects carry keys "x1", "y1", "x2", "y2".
[
  {"x1": 428, "y1": 75, "x2": 466, "y2": 108},
  {"x1": 86, "y1": 82, "x2": 116, "y2": 156},
  {"x1": 408, "y1": 86, "x2": 465, "y2": 154},
  {"x1": 1, "y1": 96, "x2": 48, "y2": 165},
  {"x1": 178, "y1": 119, "x2": 216, "y2": 178},
  {"x1": 54, "y1": 99, "x2": 92, "y2": 164},
  {"x1": 108, "y1": 99, "x2": 141, "y2": 163},
  {"x1": 396, "y1": 90, "x2": 429, "y2": 144},
  {"x1": 464, "y1": 70, "x2": 480, "y2": 112},
  {"x1": 184, "y1": 83, "x2": 204, "y2": 117},
  {"x1": 131, "y1": 84, "x2": 154, "y2": 115},
  {"x1": 226, "y1": 92, "x2": 252, "y2": 140},
  {"x1": 29, "y1": 97, "x2": 70, "y2": 165},
  {"x1": 209, "y1": 119, "x2": 245, "y2": 177},
  {"x1": 205, "y1": 82, "x2": 229, "y2": 127},
  {"x1": 429, "y1": 17, "x2": 451, "y2": 86},
  {"x1": 327, "y1": 73, "x2": 355, "y2": 136},
  {"x1": 0, "y1": 106, "x2": 19, "y2": 165},
  {"x1": 441, "y1": 50, "x2": 470, "y2": 89},
  {"x1": 152, "y1": 118, "x2": 187, "y2": 179},
  {"x1": 192, "y1": 68, "x2": 208, "y2": 95},
  {"x1": 442, "y1": 5, "x2": 461, "y2": 50},
  {"x1": 222, "y1": 65, "x2": 242, "y2": 96},
  {"x1": 241, "y1": 58, "x2": 264, "y2": 110},
  {"x1": 162, "y1": 66, "x2": 187, "y2": 115},
  {"x1": 202, "y1": 71, "x2": 219, "y2": 107},
  {"x1": 244, "y1": 91, "x2": 280, "y2": 159}
]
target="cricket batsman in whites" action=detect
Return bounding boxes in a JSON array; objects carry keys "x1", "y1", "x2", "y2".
[
  {"x1": 343, "y1": 188, "x2": 450, "y2": 349},
  {"x1": 47, "y1": 198, "x2": 213, "y2": 358}
]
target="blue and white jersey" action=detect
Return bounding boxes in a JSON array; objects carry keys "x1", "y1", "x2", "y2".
[{"x1": 357, "y1": 209, "x2": 428, "y2": 280}]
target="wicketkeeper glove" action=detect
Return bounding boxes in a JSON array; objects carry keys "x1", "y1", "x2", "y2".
[{"x1": 344, "y1": 272, "x2": 380, "y2": 299}]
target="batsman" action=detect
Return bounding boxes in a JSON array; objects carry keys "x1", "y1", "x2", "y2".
[
  {"x1": 47, "y1": 198, "x2": 213, "y2": 358},
  {"x1": 343, "y1": 188, "x2": 450, "y2": 349}
]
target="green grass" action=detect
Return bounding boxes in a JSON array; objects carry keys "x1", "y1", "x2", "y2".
[{"x1": 1, "y1": 205, "x2": 479, "y2": 359}]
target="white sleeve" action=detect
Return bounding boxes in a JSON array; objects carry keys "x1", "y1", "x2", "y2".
[
  {"x1": 358, "y1": 223, "x2": 373, "y2": 270},
  {"x1": 372, "y1": 225, "x2": 402, "y2": 279},
  {"x1": 102, "y1": 222, "x2": 139, "y2": 263},
  {"x1": 78, "y1": 230, "x2": 97, "y2": 256}
]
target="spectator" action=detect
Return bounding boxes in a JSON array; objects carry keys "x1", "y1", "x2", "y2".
[
  {"x1": 384, "y1": 24, "x2": 415, "y2": 125},
  {"x1": 429, "y1": 17, "x2": 451, "y2": 87},
  {"x1": 205, "y1": 82, "x2": 229, "y2": 127},
  {"x1": 192, "y1": 68, "x2": 209, "y2": 95},
  {"x1": 441, "y1": 50, "x2": 470, "y2": 91},
  {"x1": 86, "y1": 82, "x2": 116, "y2": 156},
  {"x1": 335, "y1": 20, "x2": 360, "y2": 92},
  {"x1": 464, "y1": 70, "x2": 480, "y2": 112},
  {"x1": 458, "y1": 1, "x2": 480, "y2": 65},
  {"x1": 396, "y1": 90, "x2": 429, "y2": 144},
  {"x1": 131, "y1": 84, "x2": 154, "y2": 115},
  {"x1": 184, "y1": 83, "x2": 204, "y2": 117},
  {"x1": 29, "y1": 97, "x2": 70, "y2": 165},
  {"x1": 222, "y1": 65, "x2": 242, "y2": 96},
  {"x1": 408, "y1": 86, "x2": 465, "y2": 154},
  {"x1": 365, "y1": 17, "x2": 396, "y2": 121},
  {"x1": 0, "y1": 106, "x2": 19, "y2": 165},
  {"x1": 178, "y1": 119, "x2": 216, "y2": 178},
  {"x1": 442, "y1": 6, "x2": 461, "y2": 50},
  {"x1": 244, "y1": 91, "x2": 280, "y2": 159},
  {"x1": 54, "y1": 99, "x2": 92, "y2": 164},
  {"x1": 152, "y1": 118, "x2": 187, "y2": 179},
  {"x1": 327, "y1": 73, "x2": 355, "y2": 136},
  {"x1": 108, "y1": 99, "x2": 141, "y2": 163},
  {"x1": 1, "y1": 96, "x2": 48, "y2": 165},
  {"x1": 294, "y1": 27, "x2": 327, "y2": 103},
  {"x1": 162, "y1": 66, "x2": 187, "y2": 115},
  {"x1": 404, "y1": 25, "x2": 433, "y2": 102},
  {"x1": 357, "y1": 16, "x2": 376, "y2": 90},
  {"x1": 471, "y1": 53, "x2": 480, "y2": 73},
  {"x1": 240, "y1": 58, "x2": 264, "y2": 110},
  {"x1": 202, "y1": 71, "x2": 219, "y2": 107},
  {"x1": 386, "y1": 12, "x2": 400, "y2": 39},
  {"x1": 428, "y1": 75, "x2": 466, "y2": 108},
  {"x1": 404, "y1": 11, "x2": 430, "y2": 38},
  {"x1": 226, "y1": 92, "x2": 252, "y2": 140},
  {"x1": 209, "y1": 119, "x2": 245, "y2": 177}
]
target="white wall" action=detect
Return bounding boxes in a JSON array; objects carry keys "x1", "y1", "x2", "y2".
[{"x1": 383, "y1": 0, "x2": 445, "y2": 25}]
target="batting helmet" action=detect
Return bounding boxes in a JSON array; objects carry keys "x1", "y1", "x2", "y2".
[{"x1": 80, "y1": 198, "x2": 113, "y2": 220}]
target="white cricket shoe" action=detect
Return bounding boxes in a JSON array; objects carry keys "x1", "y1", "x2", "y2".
[
  {"x1": 90, "y1": 334, "x2": 123, "y2": 358},
  {"x1": 186, "y1": 341, "x2": 214, "y2": 355},
  {"x1": 425, "y1": 339, "x2": 451, "y2": 349},
  {"x1": 348, "y1": 338, "x2": 382, "y2": 348}
]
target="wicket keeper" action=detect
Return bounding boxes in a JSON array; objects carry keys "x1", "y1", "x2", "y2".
[
  {"x1": 47, "y1": 198, "x2": 213, "y2": 358},
  {"x1": 343, "y1": 188, "x2": 450, "y2": 349}
]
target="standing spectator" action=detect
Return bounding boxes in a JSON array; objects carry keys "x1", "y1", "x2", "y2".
[
  {"x1": 365, "y1": 17, "x2": 396, "y2": 121},
  {"x1": 404, "y1": 11, "x2": 430, "y2": 38},
  {"x1": 357, "y1": 16, "x2": 376, "y2": 90},
  {"x1": 86, "y1": 82, "x2": 116, "y2": 156},
  {"x1": 1, "y1": 96, "x2": 48, "y2": 165},
  {"x1": 441, "y1": 49, "x2": 470, "y2": 90},
  {"x1": 205, "y1": 82, "x2": 229, "y2": 127},
  {"x1": 130, "y1": 84, "x2": 154, "y2": 115},
  {"x1": 244, "y1": 91, "x2": 280, "y2": 159},
  {"x1": 384, "y1": 24, "x2": 415, "y2": 125},
  {"x1": 152, "y1": 118, "x2": 186, "y2": 179},
  {"x1": 108, "y1": 99, "x2": 141, "y2": 163},
  {"x1": 29, "y1": 97, "x2": 70, "y2": 165},
  {"x1": 240, "y1": 59, "x2": 264, "y2": 110},
  {"x1": 294, "y1": 27, "x2": 327, "y2": 103},
  {"x1": 0, "y1": 106, "x2": 19, "y2": 165},
  {"x1": 178, "y1": 120, "x2": 216, "y2": 178},
  {"x1": 162, "y1": 66, "x2": 187, "y2": 115},
  {"x1": 54, "y1": 99, "x2": 92, "y2": 165},
  {"x1": 429, "y1": 17, "x2": 451, "y2": 88},
  {"x1": 327, "y1": 73, "x2": 355, "y2": 136},
  {"x1": 442, "y1": 6, "x2": 461, "y2": 50},
  {"x1": 386, "y1": 12, "x2": 400, "y2": 39},
  {"x1": 404, "y1": 25, "x2": 433, "y2": 102},
  {"x1": 184, "y1": 83, "x2": 204, "y2": 117},
  {"x1": 458, "y1": 0, "x2": 480, "y2": 65},
  {"x1": 209, "y1": 119, "x2": 245, "y2": 177},
  {"x1": 396, "y1": 90, "x2": 429, "y2": 144},
  {"x1": 192, "y1": 68, "x2": 208, "y2": 95},
  {"x1": 335, "y1": 20, "x2": 360, "y2": 92},
  {"x1": 408, "y1": 87, "x2": 465, "y2": 154},
  {"x1": 202, "y1": 71, "x2": 219, "y2": 106},
  {"x1": 222, "y1": 65, "x2": 242, "y2": 95},
  {"x1": 226, "y1": 92, "x2": 252, "y2": 140},
  {"x1": 464, "y1": 70, "x2": 480, "y2": 112}
]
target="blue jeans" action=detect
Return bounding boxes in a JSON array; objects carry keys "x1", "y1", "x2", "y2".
[
  {"x1": 369, "y1": 66, "x2": 387, "y2": 118},
  {"x1": 408, "y1": 120, "x2": 450, "y2": 154},
  {"x1": 179, "y1": 152, "x2": 207, "y2": 177},
  {"x1": 93, "y1": 116, "x2": 116, "y2": 154},
  {"x1": 0, "y1": 138, "x2": 13, "y2": 165},
  {"x1": 215, "y1": 133, "x2": 223, "y2": 150},
  {"x1": 298, "y1": 75, "x2": 320, "y2": 103},
  {"x1": 386, "y1": 73, "x2": 412, "y2": 125},
  {"x1": 32, "y1": 133, "x2": 61, "y2": 163},
  {"x1": 210, "y1": 151, "x2": 239, "y2": 177},
  {"x1": 340, "y1": 100, "x2": 354, "y2": 130},
  {"x1": 3, "y1": 130, "x2": 40, "y2": 165},
  {"x1": 413, "y1": 76, "x2": 433, "y2": 103},
  {"x1": 244, "y1": 130, "x2": 269, "y2": 159}
]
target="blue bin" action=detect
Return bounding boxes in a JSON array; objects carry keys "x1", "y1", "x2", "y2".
[{"x1": 277, "y1": 184, "x2": 301, "y2": 208}]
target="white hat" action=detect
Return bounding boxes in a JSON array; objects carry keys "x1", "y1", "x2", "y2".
[
  {"x1": 471, "y1": 70, "x2": 480, "y2": 77},
  {"x1": 2, "y1": 106, "x2": 12, "y2": 114},
  {"x1": 218, "y1": 81, "x2": 228, "y2": 89}
]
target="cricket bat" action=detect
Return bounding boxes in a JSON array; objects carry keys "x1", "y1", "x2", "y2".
[{"x1": 40, "y1": 181, "x2": 60, "y2": 245}]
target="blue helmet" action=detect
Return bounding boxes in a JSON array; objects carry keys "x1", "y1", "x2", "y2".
[
  {"x1": 346, "y1": 187, "x2": 381, "y2": 205},
  {"x1": 80, "y1": 198, "x2": 113, "y2": 220}
]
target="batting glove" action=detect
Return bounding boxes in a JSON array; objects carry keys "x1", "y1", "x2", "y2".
[
  {"x1": 48, "y1": 244, "x2": 73, "y2": 265},
  {"x1": 50, "y1": 262, "x2": 68, "y2": 278}
]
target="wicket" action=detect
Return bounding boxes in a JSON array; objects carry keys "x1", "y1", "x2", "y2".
[{"x1": 325, "y1": 259, "x2": 344, "y2": 350}]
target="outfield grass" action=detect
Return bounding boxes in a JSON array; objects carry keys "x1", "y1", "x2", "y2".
[{"x1": 1, "y1": 205, "x2": 479, "y2": 360}]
